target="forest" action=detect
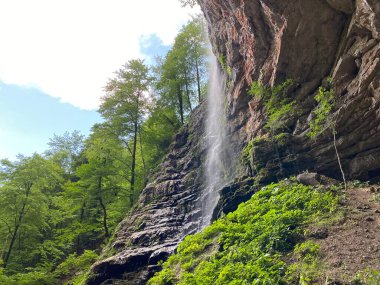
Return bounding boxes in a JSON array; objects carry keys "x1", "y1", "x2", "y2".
[{"x1": 0, "y1": 16, "x2": 209, "y2": 285}]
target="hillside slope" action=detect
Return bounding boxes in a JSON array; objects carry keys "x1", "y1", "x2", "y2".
[{"x1": 148, "y1": 180, "x2": 380, "y2": 284}]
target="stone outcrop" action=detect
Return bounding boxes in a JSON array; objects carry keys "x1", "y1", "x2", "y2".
[
  {"x1": 86, "y1": 105, "x2": 207, "y2": 284},
  {"x1": 87, "y1": 0, "x2": 380, "y2": 283}
]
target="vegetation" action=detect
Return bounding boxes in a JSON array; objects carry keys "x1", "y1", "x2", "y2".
[
  {"x1": 179, "y1": 0, "x2": 198, "y2": 8},
  {"x1": 249, "y1": 79, "x2": 295, "y2": 134},
  {"x1": 308, "y1": 84, "x2": 335, "y2": 138},
  {"x1": 246, "y1": 80, "x2": 295, "y2": 178},
  {"x1": 0, "y1": 16, "x2": 209, "y2": 284},
  {"x1": 308, "y1": 81, "x2": 347, "y2": 190},
  {"x1": 148, "y1": 181, "x2": 339, "y2": 284},
  {"x1": 154, "y1": 15, "x2": 208, "y2": 124}
]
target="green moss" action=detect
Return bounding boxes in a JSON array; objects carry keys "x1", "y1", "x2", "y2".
[
  {"x1": 148, "y1": 181, "x2": 338, "y2": 285},
  {"x1": 274, "y1": 133, "x2": 291, "y2": 146},
  {"x1": 370, "y1": 193, "x2": 380, "y2": 203},
  {"x1": 240, "y1": 136, "x2": 270, "y2": 173},
  {"x1": 249, "y1": 79, "x2": 295, "y2": 135},
  {"x1": 218, "y1": 54, "x2": 232, "y2": 77}
]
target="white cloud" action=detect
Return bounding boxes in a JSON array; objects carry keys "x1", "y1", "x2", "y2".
[{"x1": 0, "y1": 0, "x2": 200, "y2": 110}]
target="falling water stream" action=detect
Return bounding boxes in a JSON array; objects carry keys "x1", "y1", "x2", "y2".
[{"x1": 200, "y1": 55, "x2": 229, "y2": 228}]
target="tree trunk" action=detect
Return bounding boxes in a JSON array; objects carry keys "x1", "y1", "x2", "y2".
[
  {"x1": 97, "y1": 176, "x2": 109, "y2": 237},
  {"x1": 1, "y1": 234, "x2": 9, "y2": 261},
  {"x1": 184, "y1": 69, "x2": 193, "y2": 112},
  {"x1": 195, "y1": 58, "x2": 202, "y2": 103},
  {"x1": 130, "y1": 120, "x2": 138, "y2": 206},
  {"x1": 3, "y1": 184, "x2": 31, "y2": 268},
  {"x1": 75, "y1": 201, "x2": 86, "y2": 253},
  {"x1": 4, "y1": 224, "x2": 20, "y2": 268},
  {"x1": 138, "y1": 127, "x2": 147, "y2": 185},
  {"x1": 177, "y1": 85, "x2": 184, "y2": 124}
]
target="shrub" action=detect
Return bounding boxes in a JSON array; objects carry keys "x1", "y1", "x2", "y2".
[
  {"x1": 54, "y1": 250, "x2": 98, "y2": 284},
  {"x1": 308, "y1": 85, "x2": 335, "y2": 138}
]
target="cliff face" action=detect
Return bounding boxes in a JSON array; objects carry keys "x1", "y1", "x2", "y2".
[
  {"x1": 201, "y1": 0, "x2": 380, "y2": 181},
  {"x1": 87, "y1": 1, "x2": 380, "y2": 283}
]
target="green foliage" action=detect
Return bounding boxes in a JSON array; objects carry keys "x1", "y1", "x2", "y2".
[
  {"x1": 249, "y1": 80, "x2": 295, "y2": 135},
  {"x1": 353, "y1": 269, "x2": 380, "y2": 285},
  {"x1": 308, "y1": 85, "x2": 335, "y2": 138},
  {"x1": 45, "y1": 130, "x2": 85, "y2": 175},
  {"x1": 148, "y1": 181, "x2": 338, "y2": 285},
  {"x1": 218, "y1": 54, "x2": 232, "y2": 77},
  {"x1": 349, "y1": 180, "x2": 369, "y2": 188},
  {"x1": 7, "y1": 271, "x2": 54, "y2": 285},
  {"x1": 100, "y1": 59, "x2": 152, "y2": 136},
  {"x1": 370, "y1": 193, "x2": 380, "y2": 202},
  {"x1": 54, "y1": 250, "x2": 98, "y2": 284},
  {"x1": 286, "y1": 241, "x2": 322, "y2": 284},
  {"x1": 154, "y1": 16, "x2": 209, "y2": 124},
  {"x1": 0, "y1": 154, "x2": 65, "y2": 270}
]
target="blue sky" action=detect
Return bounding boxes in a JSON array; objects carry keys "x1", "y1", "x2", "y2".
[
  {"x1": 139, "y1": 34, "x2": 171, "y2": 64},
  {"x1": 0, "y1": 82, "x2": 102, "y2": 159},
  {"x1": 0, "y1": 32, "x2": 173, "y2": 160},
  {"x1": 0, "y1": 1, "x2": 199, "y2": 160}
]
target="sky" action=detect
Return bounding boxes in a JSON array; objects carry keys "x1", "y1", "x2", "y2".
[{"x1": 0, "y1": 0, "x2": 200, "y2": 159}]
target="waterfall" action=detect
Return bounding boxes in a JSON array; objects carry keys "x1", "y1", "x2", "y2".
[{"x1": 201, "y1": 55, "x2": 228, "y2": 228}]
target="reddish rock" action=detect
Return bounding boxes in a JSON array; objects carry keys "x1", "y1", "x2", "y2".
[{"x1": 201, "y1": 0, "x2": 380, "y2": 181}]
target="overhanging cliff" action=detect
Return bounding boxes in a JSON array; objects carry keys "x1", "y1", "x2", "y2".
[{"x1": 201, "y1": 0, "x2": 380, "y2": 181}]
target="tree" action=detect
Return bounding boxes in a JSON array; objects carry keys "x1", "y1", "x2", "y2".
[
  {"x1": 154, "y1": 16, "x2": 209, "y2": 124},
  {"x1": 74, "y1": 125, "x2": 127, "y2": 238},
  {"x1": 99, "y1": 59, "x2": 152, "y2": 205},
  {"x1": 179, "y1": 0, "x2": 198, "y2": 7},
  {"x1": 45, "y1": 130, "x2": 85, "y2": 176},
  {"x1": 180, "y1": 16, "x2": 209, "y2": 104},
  {"x1": 0, "y1": 154, "x2": 62, "y2": 268}
]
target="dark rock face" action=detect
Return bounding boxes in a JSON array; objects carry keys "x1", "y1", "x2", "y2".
[
  {"x1": 212, "y1": 177, "x2": 257, "y2": 220},
  {"x1": 87, "y1": 1, "x2": 380, "y2": 284}
]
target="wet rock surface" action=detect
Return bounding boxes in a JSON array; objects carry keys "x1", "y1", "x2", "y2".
[{"x1": 86, "y1": 105, "x2": 208, "y2": 284}]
